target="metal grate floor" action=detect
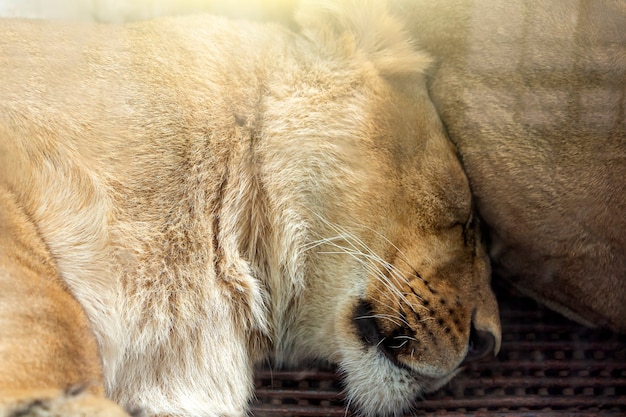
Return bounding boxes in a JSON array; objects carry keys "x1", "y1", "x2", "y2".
[{"x1": 251, "y1": 285, "x2": 626, "y2": 416}]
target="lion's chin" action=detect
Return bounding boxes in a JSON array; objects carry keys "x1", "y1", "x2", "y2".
[{"x1": 337, "y1": 344, "x2": 458, "y2": 417}]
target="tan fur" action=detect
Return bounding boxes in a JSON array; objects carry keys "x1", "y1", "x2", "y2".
[
  {"x1": 390, "y1": 0, "x2": 626, "y2": 332},
  {"x1": 0, "y1": 1, "x2": 500, "y2": 416}
]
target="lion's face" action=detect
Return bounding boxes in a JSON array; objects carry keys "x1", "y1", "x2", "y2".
[
  {"x1": 261, "y1": 17, "x2": 502, "y2": 413},
  {"x1": 298, "y1": 78, "x2": 500, "y2": 414}
]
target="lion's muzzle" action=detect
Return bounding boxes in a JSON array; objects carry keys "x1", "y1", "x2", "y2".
[{"x1": 353, "y1": 298, "x2": 497, "y2": 378}]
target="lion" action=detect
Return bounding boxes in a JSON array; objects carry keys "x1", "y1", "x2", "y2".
[
  {"x1": 389, "y1": 0, "x2": 626, "y2": 333},
  {"x1": 0, "y1": 1, "x2": 501, "y2": 416}
]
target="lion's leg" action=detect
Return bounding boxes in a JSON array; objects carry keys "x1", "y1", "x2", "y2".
[{"x1": 0, "y1": 187, "x2": 129, "y2": 416}]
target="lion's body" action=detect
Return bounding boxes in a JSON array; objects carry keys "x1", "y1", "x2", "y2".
[
  {"x1": 0, "y1": 3, "x2": 501, "y2": 416},
  {"x1": 0, "y1": 17, "x2": 292, "y2": 415},
  {"x1": 391, "y1": 0, "x2": 626, "y2": 332}
]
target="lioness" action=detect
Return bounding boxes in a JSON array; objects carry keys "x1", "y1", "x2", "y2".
[
  {"x1": 0, "y1": 1, "x2": 501, "y2": 416},
  {"x1": 390, "y1": 0, "x2": 626, "y2": 332}
]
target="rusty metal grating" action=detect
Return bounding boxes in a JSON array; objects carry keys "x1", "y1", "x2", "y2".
[{"x1": 251, "y1": 285, "x2": 626, "y2": 416}]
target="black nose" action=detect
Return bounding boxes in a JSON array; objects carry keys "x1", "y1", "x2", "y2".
[
  {"x1": 352, "y1": 300, "x2": 410, "y2": 369},
  {"x1": 353, "y1": 300, "x2": 384, "y2": 347},
  {"x1": 463, "y1": 325, "x2": 496, "y2": 363}
]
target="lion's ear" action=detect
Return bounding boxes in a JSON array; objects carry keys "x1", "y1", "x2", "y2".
[{"x1": 295, "y1": 0, "x2": 431, "y2": 76}]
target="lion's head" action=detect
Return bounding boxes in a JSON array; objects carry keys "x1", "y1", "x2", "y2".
[{"x1": 240, "y1": 1, "x2": 502, "y2": 415}]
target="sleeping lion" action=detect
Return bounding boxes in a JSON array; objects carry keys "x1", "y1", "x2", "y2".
[{"x1": 0, "y1": 1, "x2": 501, "y2": 416}]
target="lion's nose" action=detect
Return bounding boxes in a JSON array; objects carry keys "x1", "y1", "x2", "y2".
[
  {"x1": 463, "y1": 324, "x2": 496, "y2": 363},
  {"x1": 353, "y1": 300, "x2": 384, "y2": 346},
  {"x1": 353, "y1": 300, "x2": 410, "y2": 368}
]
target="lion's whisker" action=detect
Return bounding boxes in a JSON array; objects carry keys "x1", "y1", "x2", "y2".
[
  {"x1": 345, "y1": 221, "x2": 417, "y2": 277},
  {"x1": 391, "y1": 335, "x2": 419, "y2": 342},
  {"x1": 319, "y1": 245, "x2": 412, "y2": 308},
  {"x1": 313, "y1": 214, "x2": 417, "y2": 286},
  {"x1": 316, "y1": 242, "x2": 418, "y2": 311},
  {"x1": 313, "y1": 234, "x2": 400, "y2": 285},
  {"x1": 354, "y1": 313, "x2": 406, "y2": 328},
  {"x1": 375, "y1": 337, "x2": 387, "y2": 349},
  {"x1": 388, "y1": 339, "x2": 409, "y2": 349}
]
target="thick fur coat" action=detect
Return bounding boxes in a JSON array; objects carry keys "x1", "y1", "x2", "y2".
[{"x1": 0, "y1": 1, "x2": 500, "y2": 416}]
